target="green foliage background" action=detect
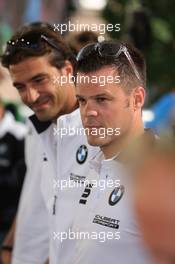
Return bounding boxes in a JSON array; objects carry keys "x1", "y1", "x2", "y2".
[{"x1": 102, "y1": 0, "x2": 175, "y2": 104}]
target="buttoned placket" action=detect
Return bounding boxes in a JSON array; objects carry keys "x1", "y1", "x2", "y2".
[{"x1": 52, "y1": 122, "x2": 58, "y2": 215}]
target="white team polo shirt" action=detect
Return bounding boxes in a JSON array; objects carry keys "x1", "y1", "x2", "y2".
[{"x1": 54, "y1": 151, "x2": 153, "y2": 264}]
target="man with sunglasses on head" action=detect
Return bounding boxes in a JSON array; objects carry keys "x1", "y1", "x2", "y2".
[
  {"x1": 62, "y1": 40, "x2": 154, "y2": 264},
  {"x1": 1, "y1": 23, "x2": 99, "y2": 264}
]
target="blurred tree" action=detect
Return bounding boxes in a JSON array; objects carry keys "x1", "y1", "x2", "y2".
[
  {"x1": 0, "y1": 18, "x2": 12, "y2": 52},
  {"x1": 102, "y1": 0, "x2": 175, "y2": 104}
]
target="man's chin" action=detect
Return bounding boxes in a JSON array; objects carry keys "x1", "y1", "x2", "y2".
[
  {"x1": 86, "y1": 136, "x2": 106, "y2": 147},
  {"x1": 35, "y1": 112, "x2": 53, "y2": 122}
]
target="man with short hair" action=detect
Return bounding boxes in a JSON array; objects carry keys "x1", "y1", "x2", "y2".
[
  {"x1": 2, "y1": 25, "x2": 77, "y2": 122},
  {"x1": 1, "y1": 23, "x2": 74, "y2": 264},
  {"x1": 62, "y1": 40, "x2": 153, "y2": 263},
  {"x1": 1, "y1": 24, "x2": 98, "y2": 264}
]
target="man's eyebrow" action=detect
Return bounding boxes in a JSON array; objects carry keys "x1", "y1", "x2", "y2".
[
  {"x1": 76, "y1": 94, "x2": 84, "y2": 99},
  {"x1": 13, "y1": 73, "x2": 49, "y2": 87},
  {"x1": 93, "y1": 93, "x2": 110, "y2": 97},
  {"x1": 76, "y1": 93, "x2": 112, "y2": 99},
  {"x1": 30, "y1": 73, "x2": 49, "y2": 82}
]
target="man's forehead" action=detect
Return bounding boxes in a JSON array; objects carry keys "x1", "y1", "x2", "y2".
[
  {"x1": 76, "y1": 65, "x2": 121, "y2": 95},
  {"x1": 9, "y1": 56, "x2": 50, "y2": 72},
  {"x1": 9, "y1": 56, "x2": 52, "y2": 82},
  {"x1": 77, "y1": 65, "x2": 117, "y2": 78}
]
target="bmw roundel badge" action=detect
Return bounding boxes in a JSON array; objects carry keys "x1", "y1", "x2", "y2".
[
  {"x1": 109, "y1": 186, "x2": 125, "y2": 206},
  {"x1": 76, "y1": 145, "x2": 88, "y2": 164}
]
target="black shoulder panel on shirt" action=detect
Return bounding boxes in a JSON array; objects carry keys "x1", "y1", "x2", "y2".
[{"x1": 29, "y1": 115, "x2": 52, "y2": 134}]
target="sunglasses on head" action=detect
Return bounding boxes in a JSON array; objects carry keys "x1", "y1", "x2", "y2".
[
  {"x1": 5, "y1": 33, "x2": 61, "y2": 56},
  {"x1": 76, "y1": 42, "x2": 141, "y2": 82}
]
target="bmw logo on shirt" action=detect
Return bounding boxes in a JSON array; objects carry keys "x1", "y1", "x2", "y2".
[
  {"x1": 76, "y1": 145, "x2": 88, "y2": 164},
  {"x1": 109, "y1": 186, "x2": 125, "y2": 206}
]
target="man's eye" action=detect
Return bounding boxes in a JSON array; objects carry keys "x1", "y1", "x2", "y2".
[
  {"x1": 96, "y1": 97, "x2": 107, "y2": 103},
  {"x1": 77, "y1": 98, "x2": 86, "y2": 104},
  {"x1": 34, "y1": 77, "x2": 46, "y2": 83},
  {"x1": 15, "y1": 85, "x2": 25, "y2": 91}
]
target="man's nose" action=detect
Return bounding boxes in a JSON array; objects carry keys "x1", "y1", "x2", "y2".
[
  {"x1": 25, "y1": 86, "x2": 40, "y2": 104},
  {"x1": 84, "y1": 101, "x2": 98, "y2": 117}
]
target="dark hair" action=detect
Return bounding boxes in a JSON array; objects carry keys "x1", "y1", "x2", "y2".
[
  {"x1": 1, "y1": 22, "x2": 76, "y2": 71},
  {"x1": 76, "y1": 40, "x2": 146, "y2": 92}
]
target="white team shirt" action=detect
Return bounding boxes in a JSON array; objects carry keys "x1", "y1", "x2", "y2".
[{"x1": 69, "y1": 152, "x2": 152, "y2": 264}]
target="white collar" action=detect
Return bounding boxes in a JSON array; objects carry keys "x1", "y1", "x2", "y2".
[{"x1": 89, "y1": 150, "x2": 121, "y2": 174}]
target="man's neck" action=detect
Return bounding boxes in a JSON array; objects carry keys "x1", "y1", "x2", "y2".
[
  {"x1": 53, "y1": 100, "x2": 78, "y2": 124},
  {"x1": 53, "y1": 85, "x2": 79, "y2": 123},
  {"x1": 102, "y1": 123, "x2": 145, "y2": 160}
]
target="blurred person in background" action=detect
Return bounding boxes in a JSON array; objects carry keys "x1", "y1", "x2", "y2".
[
  {"x1": 0, "y1": 98, "x2": 26, "y2": 258},
  {"x1": 134, "y1": 137, "x2": 175, "y2": 264},
  {"x1": 65, "y1": 30, "x2": 98, "y2": 56},
  {"x1": 144, "y1": 89, "x2": 175, "y2": 135}
]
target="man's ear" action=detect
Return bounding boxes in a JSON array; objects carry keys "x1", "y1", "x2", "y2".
[
  {"x1": 133, "y1": 86, "x2": 146, "y2": 110},
  {"x1": 60, "y1": 60, "x2": 73, "y2": 77}
]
